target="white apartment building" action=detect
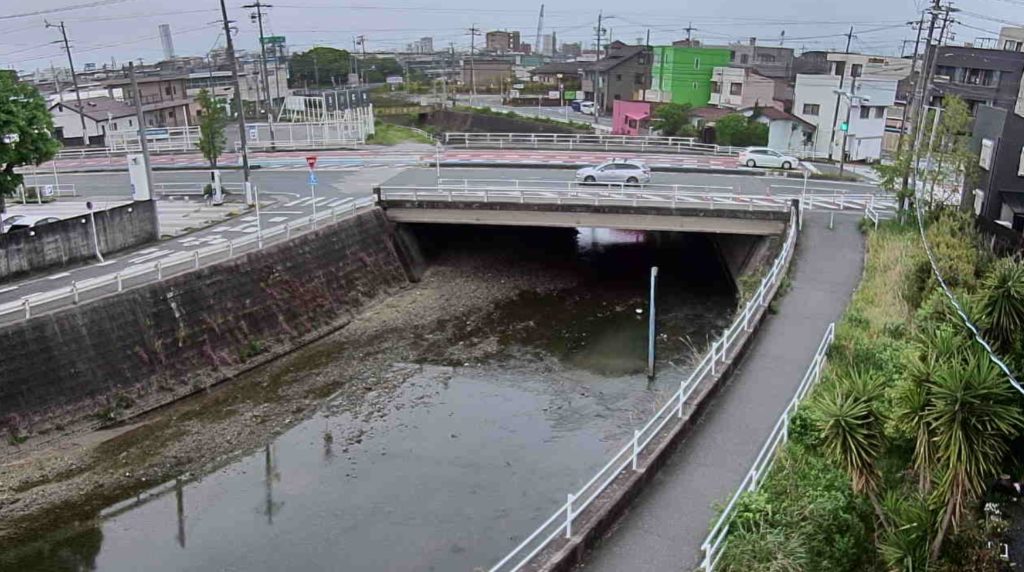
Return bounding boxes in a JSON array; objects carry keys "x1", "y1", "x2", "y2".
[{"x1": 793, "y1": 73, "x2": 897, "y2": 162}]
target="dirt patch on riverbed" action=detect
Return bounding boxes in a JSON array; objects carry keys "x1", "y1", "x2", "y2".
[{"x1": 0, "y1": 247, "x2": 581, "y2": 548}]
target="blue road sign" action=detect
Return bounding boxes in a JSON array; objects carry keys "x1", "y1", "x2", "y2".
[{"x1": 308, "y1": 171, "x2": 318, "y2": 185}]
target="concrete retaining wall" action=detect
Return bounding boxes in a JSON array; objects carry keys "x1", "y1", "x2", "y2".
[
  {"x1": 0, "y1": 200, "x2": 159, "y2": 281},
  {"x1": 0, "y1": 208, "x2": 410, "y2": 423}
]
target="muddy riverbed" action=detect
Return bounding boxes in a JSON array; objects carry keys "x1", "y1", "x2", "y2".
[{"x1": 0, "y1": 225, "x2": 738, "y2": 571}]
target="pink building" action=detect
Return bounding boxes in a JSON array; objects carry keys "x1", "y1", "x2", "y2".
[{"x1": 611, "y1": 100, "x2": 652, "y2": 135}]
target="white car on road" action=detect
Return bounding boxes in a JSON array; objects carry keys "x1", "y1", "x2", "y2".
[
  {"x1": 578, "y1": 101, "x2": 595, "y2": 115},
  {"x1": 575, "y1": 159, "x2": 652, "y2": 185},
  {"x1": 738, "y1": 147, "x2": 800, "y2": 170}
]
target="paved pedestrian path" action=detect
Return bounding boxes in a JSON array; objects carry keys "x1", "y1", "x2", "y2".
[{"x1": 582, "y1": 211, "x2": 865, "y2": 571}]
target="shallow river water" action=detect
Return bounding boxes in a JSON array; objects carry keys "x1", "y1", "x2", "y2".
[{"x1": 7, "y1": 227, "x2": 737, "y2": 571}]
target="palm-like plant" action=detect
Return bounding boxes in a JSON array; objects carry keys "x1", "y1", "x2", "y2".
[
  {"x1": 812, "y1": 370, "x2": 888, "y2": 526},
  {"x1": 878, "y1": 490, "x2": 932, "y2": 572},
  {"x1": 977, "y1": 258, "x2": 1024, "y2": 354},
  {"x1": 925, "y1": 351, "x2": 1024, "y2": 560}
]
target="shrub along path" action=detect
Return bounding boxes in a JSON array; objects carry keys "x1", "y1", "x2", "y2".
[{"x1": 582, "y1": 211, "x2": 866, "y2": 571}]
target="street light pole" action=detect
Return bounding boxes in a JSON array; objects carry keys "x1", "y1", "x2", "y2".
[
  {"x1": 219, "y1": 0, "x2": 253, "y2": 204},
  {"x1": 243, "y1": 0, "x2": 277, "y2": 146},
  {"x1": 46, "y1": 21, "x2": 89, "y2": 146},
  {"x1": 128, "y1": 62, "x2": 155, "y2": 199}
]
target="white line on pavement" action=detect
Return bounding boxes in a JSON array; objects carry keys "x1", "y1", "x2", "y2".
[
  {"x1": 48, "y1": 272, "x2": 71, "y2": 280},
  {"x1": 0, "y1": 286, "x2": 18, "y2": 294}
]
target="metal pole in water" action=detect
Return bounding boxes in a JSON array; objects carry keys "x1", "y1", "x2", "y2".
[{"x1": 648, "y1": 266, "x2": 659, "y2": 379}]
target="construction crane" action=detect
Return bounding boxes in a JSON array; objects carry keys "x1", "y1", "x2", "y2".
[{"x1": 535, "y1": 4, "x2": 544, "y2": 54}]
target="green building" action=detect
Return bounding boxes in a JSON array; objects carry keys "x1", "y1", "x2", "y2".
[{"x1": 649, "y1": 46, "x2": 732, "y2": 107}]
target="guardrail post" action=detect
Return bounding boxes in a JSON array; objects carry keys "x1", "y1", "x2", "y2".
[
  {"x1": 156, "y1": 261, "x2": 163, "y2": 280},
  {"x1": 229, "y1": 240, "x2": 234, "y2": 257},
  {"x1": 286, "y1": 223, "x2": 291, "y2": 239},
  {"x1": 23, "y1": 298, "x2": 30, "y2": 320},
  {"x1": 565, "y1": 493, "x2": 574, "y2": 538},
  {"x1": 711, "y1": 341, "x2": 717, "y2": 375},
  {"x1": 632, "y1": 429, "x2": 641, "y2": 471},
  {"x1": 117, "y1": 273, "x2": 124, "y2": 292},
  {"x1": 193, "y1": 251, "x2": 200, "y2": 269},
  {"x1": 678, "y1": 381, "x2": 685, "y2": 418},
  {"x1": 72, "y1": 281, "x2": 79, "y2": 304}
]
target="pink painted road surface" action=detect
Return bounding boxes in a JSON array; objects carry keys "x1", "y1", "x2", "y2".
[{"x1": 42, "y1": 148, "x2": 748, "y2": 173}]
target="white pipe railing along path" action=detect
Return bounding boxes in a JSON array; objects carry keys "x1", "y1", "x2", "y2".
[
  {"x1": 443, "y1": 132, "x2": 746, "y2": 156},
  {"x1": 699, "y1": 322, "x2": 835, "y2": 571},
  {"x1": 0, "y1": 196, "x2": 375, "y2": 324},
  {"x1": 487, "y1": 207, "x2": 799, "y2": 572}
]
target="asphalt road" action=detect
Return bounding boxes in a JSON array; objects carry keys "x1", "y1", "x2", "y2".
[{"x1": 384, "y1": 167, "x2": 884, "y2": 197}]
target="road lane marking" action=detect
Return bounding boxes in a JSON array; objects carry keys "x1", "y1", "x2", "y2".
[
  {"x1": 0, "y1": 286, "x2": 18, "y2": 294},
  {"x1": 48, "y1": 272, "x2": 71, "y2": 280}
]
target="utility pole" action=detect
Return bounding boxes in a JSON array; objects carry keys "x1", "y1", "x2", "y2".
[
  {"x1": 593, "y1": 11, "x2": 605, "y2": 124},
  {"x1": 595, "y1": 12, "x2": 604, "y2": 59},
  {"x1": 243, "y1": 0, "x2": 276, "y2": 145},
  {"x1": 642, "y1": 28, "x2": 651, "y2": 102},
  {"x1": 827, "y1": 26, "x2": 855, "y2": 162},
  {"x1": 356, "y1": 35, "x2": 367, "y2": 84},
  {"x1": 908, "y1": 0, "x2": 945, "y2": 200},
  {"x1": 897, "y1": 14, "x2": 925, "y2": 202},
  {"x1": 127, "y1": 62, "x2": 154, "y2": 200},
  {"x1": 46, "y1": 21, "x2": 88, "y2": 146},
  {"x1": 684, "y1": 22, "x2": 696, "y2": 44},
  {"x1": 467, "y1": 26, "x2": 480, "y2": 101},
  {"x1": 219, "y1": 0, "x2": 252, "y2": 204}
]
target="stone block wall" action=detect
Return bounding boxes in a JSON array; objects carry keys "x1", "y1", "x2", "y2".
[
  {"x1": 0, "y1": 208, "x2": 410, "y2": 422},
  {"x1": 0, "y1": 200, "x2": 159, "y2": 281}
]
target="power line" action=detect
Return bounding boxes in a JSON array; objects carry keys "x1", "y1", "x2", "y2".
[{"x1": 0, "y1": 0, "x2": 133, "y2": 21}]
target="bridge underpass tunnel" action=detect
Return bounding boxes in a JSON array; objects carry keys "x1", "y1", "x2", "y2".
[{"x1": 403, "y1": 222, "x2": 752, "y2": 377}]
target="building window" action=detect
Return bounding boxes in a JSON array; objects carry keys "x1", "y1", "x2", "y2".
[
  {"x1": 981, "y1": 138, "x2": 994, "y2": 170},
  {"x1": 128, "y1": 119, "x2": 133, "y2": 126},
  {"x1": 1005, "y1": 40, "x2": 1023, "y2": 52},
  {"x1": 634, "y1": 72, "x2": 644, "y2": 85},
  {"x1": 851, "y1": 63, "x2": 863, "y2": 77},
  {"x1": 169, "y1": 109, "x2": 176, "y2": 118},
  {"x1": 692, "y1": 81, "x2": 698, "y2": 89},
  {"x1": 729, "y1": 50, "x2": 736, "y2": 61},
  {"x1": 875, "y1": 107, "x2": 885, "y2": 118},
  {"x1": 165, "y1": 86, "x2": 172, "y2": 96},
  {"x1": 757, "y1": 54, "x2": 776, "y2": 63},
  {"x1": 802, "y1": 103, "x2": 820, "y2": 116},
  {"x1": 833, "y1": 61, "x2": 846, "y2": 77},
  {"x1": 740, "y1": 54, "x2": 749, "y2": 64},
  {"x1": 616, "y1": 74, "x2": 622, "y2": 81},
  {"x1": 729, "y1": 82, "x2": 742, "y2": 96},
  {"x1": 711, "y1": 81, "x2": 721, "y2": 94},
  {"x1": 614, "y1": 94, "x2": 621, "y2": 100},
  {"x1": 694, "y1": 58, "x2": 700, "y2": 70},
  {"x1": 859, "y1": 105, "x2": 871, "y2": 119}
]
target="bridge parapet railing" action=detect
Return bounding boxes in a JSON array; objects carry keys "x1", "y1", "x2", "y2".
[
  {"x1": 0, "y1": 196, "x2": 375, "y2": 325},
  {"x1": 443, "y1": 132, "x2": 745, "y2": 156},
  {"x1": 699, "y1": 322, "x2": 835, "y2": 570},
  {"x1": 486, "y1": 206, "x2": 799, "y2": 572}
]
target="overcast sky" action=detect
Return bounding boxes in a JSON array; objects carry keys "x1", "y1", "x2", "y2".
[{"x1": 1, "y1": 0, "x2": 1020, "y2": 73}]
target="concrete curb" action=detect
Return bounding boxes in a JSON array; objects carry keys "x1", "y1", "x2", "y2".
[{"x1": 528, "y1": 219, "x2": 798, "y2": 572}]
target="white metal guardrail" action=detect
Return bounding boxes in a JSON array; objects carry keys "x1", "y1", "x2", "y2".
[
  {"x1": 488, "y1": 207, "x2": 799, "y2": 572},
  {"x1": 152, "y1": 182, "x2": 246, "y2": 197},
  {"x1": 0, "y1": 196, "x2": 375, "y2": 324},
  {"x1": 443, "y1": 132, "x2": 745, "y2": 156},
  {"x1": 700, "y1": 322, "x2": 835, "y2": 571},
  {"x1": 379, "y1": 182, "x2": 895, "y2": 214}
]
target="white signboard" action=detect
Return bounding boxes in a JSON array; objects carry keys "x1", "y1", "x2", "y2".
[
  {"x1": 42, "y1": 185, "x2": 54, "y2": 197},
  {"x1": 547, "y1": 90, "x2": 560, "y2": 99},
  {"x1": 509, "y1": 89, "x2": 520, "y2": 98},
  {"x1": 513, "y1": 83, "x2": 525, "y2": 89},
  {"x1": 980, "y1": 138, "x2": 994, "y2": 170},
  {"x1": 386, "y1": 75, "x2": 404, "y2": 85},
  {"x1": 248, "y1": 126, "x2": 258, "y2": 141}
]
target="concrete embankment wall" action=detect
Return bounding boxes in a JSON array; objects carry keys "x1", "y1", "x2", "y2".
[
  {"x1": 0, "y1": 200, "x2": 159, "y2": 282},
  {"x1": 0, "y1": 208, "x2": 411, "y2": 423}
]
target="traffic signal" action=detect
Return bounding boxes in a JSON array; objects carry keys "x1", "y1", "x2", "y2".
[{"x1": 840, "y1": 122, "x2": 849, "y2": 132}]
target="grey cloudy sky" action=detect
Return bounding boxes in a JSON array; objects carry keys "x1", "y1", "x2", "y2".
[{"x1": 1, "y1": 0, "x2": 1019, "y2": 73}]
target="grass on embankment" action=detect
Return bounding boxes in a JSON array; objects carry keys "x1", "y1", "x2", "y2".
[{"x1": 367, "y1": 121, "x2": 434, "y2": 145}]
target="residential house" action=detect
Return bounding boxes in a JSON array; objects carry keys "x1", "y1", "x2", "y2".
[
  {"x1": 461, "y1": 58, "x2": 514, "y2": 90},
  {"x1": 582, "y1": 41, "x2": 652, "y2": 113},
  {"x1": 103, "y1": 73, "x2": 196, "y2": 128},
  {"x1": 647, "y1": 46, "x2": 732, "y2": 107},
  {"x1": 708, "y1": 67, "x2": 782, "y2": 110},
  {"x1": 998, "y1": 26, "x2": 1024, "y2": 52},
  {"x1": 748, "y1": 107, "x2": 816, "y2": 153},
  {"x1": 48, "y1": 96, "x2": 138, "y2": 146},
  {"x1": 969, "y1": 103, "x2": 1024, "y2": 229},
  {"x1": 793, "y1": 73, "x2": 897, "y2": 161},
  {"x1": 929, "y1": 45, "x2": 1024, "y2": 114},
  {"x1": 827, "y1": 53, "x2": 913, "y2": 82},
  {"x1": 704, "y1": 39, "x2": 795, "y2": 80},
  {"x1": 530, "y1": 62, "x2": 586, "y2": 87},
  {"x1": 611, "y1": 100, "x2": 652, "y2": 135}
]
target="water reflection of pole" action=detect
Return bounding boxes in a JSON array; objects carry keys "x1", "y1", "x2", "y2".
[
  {"x1": 647, "y1": 266, "x2": 658, "y2": 379},
  {"x1": 264, "y1": 444, "x2": 278, "y2": 525},
  {"x1": 175, "y1": 478, "x2": 186, "y2": 548}
]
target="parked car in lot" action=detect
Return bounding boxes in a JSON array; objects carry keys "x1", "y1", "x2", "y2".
[
  {"x1": 738, "y1": 147, "x2": 800, "y2": 170},
  {"x1": 575, "y1": 159, "x2": 652, "y2": 185},
  {"x1": 2, "y1": 215, "x2": 61, "y2": 233}
]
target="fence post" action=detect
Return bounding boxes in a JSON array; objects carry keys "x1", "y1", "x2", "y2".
[
  {"x1": 193, "y1": 251, "x2": 200, "y2": 269},
  {"x1": 229, "y1": 240, "x2": 234, "y2": 258},
  {"x1": 711, "y1": 341, "x2": 717, "y2": 375},
  {"x1": 117, "y1": 273, "x2": 123, "y2": 292},
  {"x1": 156, "y1": 261, "x2": 163, "y2": 280},
  {"x1": 632, "y1": 429, "x2": 641, "y2": 471},
  {"x1": 286, "y1": 223, "x2": 291, "y2": 239},
  {"x1": 565, "y1": 493, "x2": 574, "y2": 538},
  {"x1": 71, "y1": 281, "x2": 79, "y2": 304},
  {"x1": 678, "y1": 381, "x2": 685, "y2": 418}
]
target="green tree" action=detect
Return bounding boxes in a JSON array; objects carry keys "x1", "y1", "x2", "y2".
[
  {"x1": 924, "y1": 351, "x2": 1024, "y2": 560},
  {"x1": 361, "y1": 56, "x2": 403, "y2": 84},
  {"x1": 810, "y1": 370, "x2": 889, "y2": 527},
  {"x1": 651, "y1": 103, "x2": 695, "y2": 137},
  {"x1": 714, "y1": 113, "x2": 769, "y2": 147},
  {"x1": 0, "y1": 72, "x2": 59, "y2": 214},
  {"x1": 195, "y1": 89, "x2": 228, "y2": 168},
  {"x1": 976, "y1": 258, "x2": 1024, "y2": 355},
  {"x1": 289, "y1": 47, "x2": 351, "y2": 87},
  {"x1": 910, "y1": 95, "x2": 976, "y2": 209}
]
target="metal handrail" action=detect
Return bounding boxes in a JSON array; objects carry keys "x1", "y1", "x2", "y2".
[
  {"x1": 699, "y1": 322, "x2": 835, "y2": 571},
  {"x1": 444, "y1": 132, "x2": 745, "y2": 156},
  {"x1": 488, "y1": 207, "x2": 800, "y2": 572},
  {"x1": 0, "y1": 196, "x2": 376, "y2": 324}
]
